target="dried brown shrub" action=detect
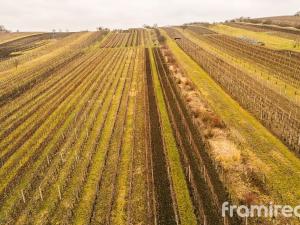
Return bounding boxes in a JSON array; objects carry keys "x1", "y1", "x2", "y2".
[
  {"x1": 211, "y1": 115, "x2": 226, "y2": 129},
  {"x1": 242, "y1": 192, "x2": 258, "y2": 206}
]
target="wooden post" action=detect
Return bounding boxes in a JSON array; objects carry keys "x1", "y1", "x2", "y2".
[
  {"x1": 21, "y1": 189, "x2": 26, "y2": 203},
  {"x1": 60, "y1": 152, "x2": 64, "y2": 162},
  {"x1": 47, "y1": 155, "x2": 50, "y2": 166},
  {"x1": 58, "y1": 185, "x2": 62, "y2": 200},
  {"x1": 39, "y1": 186, "x2": 43, "y2": 201},
  {"x1": 188, "y1": 166, "x2": 191, "y2": 183}
]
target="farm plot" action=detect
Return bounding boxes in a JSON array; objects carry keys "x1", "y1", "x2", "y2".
[
  {"x1": 0, "y1": 32, "x2": 107, "y2": 106},
  {"x1": 185, "y1": 25, "x2": 300, "y2": 88},
  {"x1": 0, "y1": 33, "x2": 154, "y2": 224},
  {"x1": 152, "y1": 47, "x2": 238, "y2": 225},
  {"x1": 100, "y1": 29, "x2": 147, "y2": 48},
  {"x1": 0, "y1": 32, "x2": 42, "y2": 45},
  {"x1": 0, "y1": 33, "x2": 71, "y2": 59},
  {"x1": 250, "y1": 16, "x2": 300, "y2": 29},
  {"x1": 160, "y1": 28, "x2": 300, "y2": 224},
  {"x1": 0, "y1": 28, "x2": 199, "y2": 225},
  {"x1": 185, "y1": 25, "x2": 217, "y2": 35},
  {"x1": 204, "y1": 34, "x2": 300, "y2": 87},
  {"x1": 147, "y1": 46, "x2": 199, "y2": 225},
  {"x1": 164, "y1": 28, "x2": 300, "y2": 154},
  {"x1": 145, "y1": 48, "x2": 177, "y2": 225},
  {"x1": 0, "y1": 31, "x2": 105, "y2": 75},
  {"x1": 227, "y1": 22, "x2": 300, "y2": 40},
  {"x1": 4, "y1": 25, "x2": 299, "y2": 225},
  {"x1": 181, "y1": 26, "x2": 300, "y2": 107},
  {"x1": 210, "y1": 24, "x2": 300, "y2": 51}
]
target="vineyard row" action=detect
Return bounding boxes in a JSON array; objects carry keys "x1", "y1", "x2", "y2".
[{"x1": 164, "y1": 28, "x2": 300, "y2": 153}]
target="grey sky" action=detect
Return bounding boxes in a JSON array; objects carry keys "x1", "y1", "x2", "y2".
[{"x1": 0, "y1": 0, "x2": 299, "y2": 31}]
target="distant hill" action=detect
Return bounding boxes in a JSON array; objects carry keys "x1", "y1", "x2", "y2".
[{"x1": 247, "y1": 15, "x2": 300, "y2": 29}]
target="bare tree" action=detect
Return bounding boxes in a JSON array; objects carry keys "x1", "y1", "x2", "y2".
[
  {"x1": 0, "y1": 25, "x2": 7, "y2": 32},
  {"x1": 144, "y1": 24, "x2": 155, "y2": 29},
  {"x1": 52, "y1": 29, "x2": 56, "y2": 39}
]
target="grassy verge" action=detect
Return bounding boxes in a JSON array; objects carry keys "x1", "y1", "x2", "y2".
[
  {"x1": 149, "y1": 47, "x2": 197, "y2": 225},
  {"x1": 161, "y1": 29, "x2": 300, "y2": 206}
]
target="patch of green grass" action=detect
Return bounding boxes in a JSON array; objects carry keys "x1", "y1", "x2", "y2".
[
  {"x1": 149, "y1": 48, "x2": 198, "y2": 225},
  {"x1": 161, "y1": 29, "x2": 300, "y2": 206}
]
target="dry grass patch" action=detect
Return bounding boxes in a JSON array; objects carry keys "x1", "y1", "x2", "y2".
[{"x1": 161, "y1": 46, "x2": 274, "y2": 206}]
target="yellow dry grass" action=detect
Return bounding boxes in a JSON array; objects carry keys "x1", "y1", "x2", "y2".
[{"x1": 210, "y1": 24, "x2": 300, "y2": 51}]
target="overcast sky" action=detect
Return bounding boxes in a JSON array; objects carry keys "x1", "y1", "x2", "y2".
[{"x1": 0, "y1": 0, "x2": 299, "y2": 32}]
